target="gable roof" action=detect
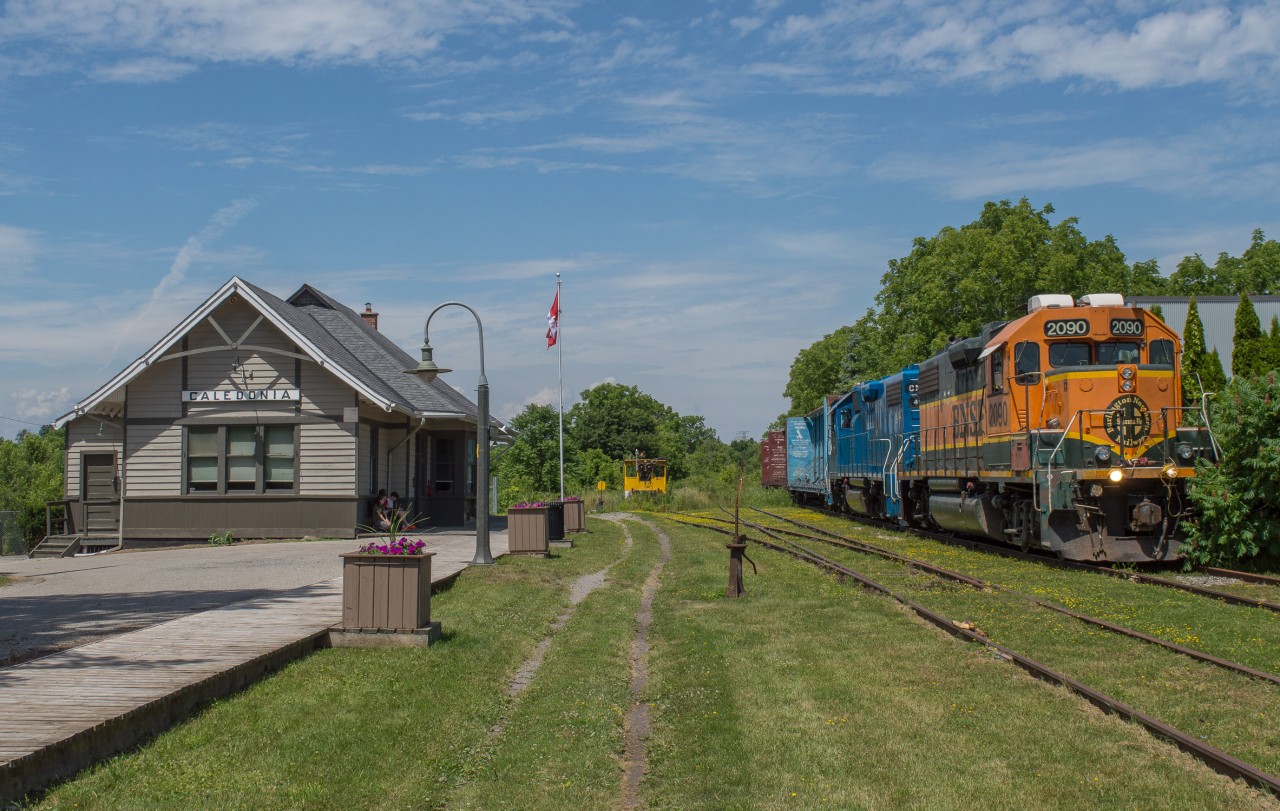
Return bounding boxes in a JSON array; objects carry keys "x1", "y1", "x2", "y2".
[{"x1": 56, "y1": 276, "x2": 496, "y2": 431}]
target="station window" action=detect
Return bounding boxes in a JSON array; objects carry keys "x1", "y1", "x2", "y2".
[
  {"x1": 1149, "y1": 339, "x2": 1175, "y2": 366},
  {"x1": 1048, "y1": 342, "x2": 1091, "y2": 367},
  {"x1": 434, "y1": 437, "x2": 454, "y2": 493},
  {"x1": 184, "y1": 424, "x2": 298, "y2": 494}
]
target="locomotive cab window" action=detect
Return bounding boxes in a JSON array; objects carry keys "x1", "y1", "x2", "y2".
[
  {"x1": 1097, "y1": 341, "x2": 1140, "y2": 365},
  {"x1": 1013, "y1": 342, "x2": 1040, "y2": 378},
  {"x1": 1149, "y1": 339, "x2": 1175, "y2": 366},
  {"x1": 1048, "y1": 342, "x2": 1091, "y2": 367},
  {"x1": 989, "y1": 351, "x2": 1004, "y2": 392},
  {"x1": 839, "y1": 408, "x2": 852, "y2": 429}
]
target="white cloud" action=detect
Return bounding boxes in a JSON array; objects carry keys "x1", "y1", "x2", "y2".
[
  {"x1": 872, "y1": 126, "x2": 1280, "y2": 201},
  {"x1": 0, "y1": 224, "x2": 38, "y2": 276},
  {"x1": 91, "y1": 57, "x2": 195, "y2": 83},
  {"x1": 9, "y1": 386, "x2": 71, "y2": 421}
]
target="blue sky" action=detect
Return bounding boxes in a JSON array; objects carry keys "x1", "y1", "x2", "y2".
[{"x1": 2, "y1": 1, "x2": 1279, "y2": 441}]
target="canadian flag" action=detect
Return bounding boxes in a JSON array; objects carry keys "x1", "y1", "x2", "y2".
[{"x1": 546, "y1": 292, "x2": 559, "y2": 348}]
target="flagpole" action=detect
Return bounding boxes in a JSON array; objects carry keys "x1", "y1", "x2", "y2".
[{"x1": 556, "y1": 273, "x2": 565, "y2": 500}]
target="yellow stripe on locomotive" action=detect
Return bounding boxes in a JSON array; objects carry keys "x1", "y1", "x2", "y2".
[{"x1": 623, "y1": 458, "x2": 668, "y2": 494}]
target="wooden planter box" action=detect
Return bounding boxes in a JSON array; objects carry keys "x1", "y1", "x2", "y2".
[
  {"x1": 508, "y1": 507, "x2": 550, "y2": 556},
  {"x1": 561, "y1": 499, "x2": 586, "y2": 532},
  {"x1": 340, "y1": 552, "x2": 435, "y2": 631}
]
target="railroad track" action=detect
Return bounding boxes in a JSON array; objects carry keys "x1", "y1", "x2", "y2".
[
  {"x1": 687, "y1": 510, "x2": 1280, "y2": 688},
  {"x1": 663, "y1": 513, "x2": 1280, "y2": 796},
  {"x1": 767, "y1": 505, "x2": 1280, "y2": 614}
]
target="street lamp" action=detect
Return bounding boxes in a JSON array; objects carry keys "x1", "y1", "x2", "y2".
[{"x1": 404, "y1": 302, "x2": 493, "y2": 565}]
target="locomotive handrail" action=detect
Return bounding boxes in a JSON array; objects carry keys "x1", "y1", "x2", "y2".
[
  {"x1": 1043, "y1": 408, "x2": 1083, "y2": 503},
  {"x1": 876, "y1": 438, "x2": 896, "y2": 503}
]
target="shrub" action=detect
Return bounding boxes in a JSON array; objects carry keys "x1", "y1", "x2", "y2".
[{"x1": 1183, "y1": 372, "x2": 1280, "y2": 566}]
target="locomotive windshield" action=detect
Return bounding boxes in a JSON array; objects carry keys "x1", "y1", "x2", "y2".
[
  {"x1": 1097, "y1": 341, "x2": 1141, "y2": 365},
  {"x1": 1048, "y1": 342, "x2": 1091, "y2": 367},
  {"x1": 1149, "y1": 339, "x2": 1175, "y2": 366}
]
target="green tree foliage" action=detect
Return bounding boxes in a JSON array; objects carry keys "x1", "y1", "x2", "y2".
[
  {"x1": 0, "y1": 426, "x2": 65, "y2": 551},
  {"x1": 1264, "y1": 316, "x2": 1280, "y2": 376},
  {"x1": 783, "y1": 326, "x2": 853, "y2": 417},
  {"x1": 845, "y1": 199, "x2": 1167, "y2": 380},
  {"x1": 567, "y1": 383, "x2": 671, "y2": 462},
  {"x1": 492, "y1": 404, "x2": 564, "y2": 496},
  {"x1": 1202, "y1": 348, "x2": 1228, "y2": 396},
  {"x1": 1180, "y1": 298, "x2": 1209, "y2": 405},
  {"x1": 1232, "y1": 293, "x2": 1267, "y2": 377},
  {"x1": 1168, "y1": 229, "x2": 1280, "y2": 296},
  {"x1": 1184, "y1": 372, "x2": 1280, "y2": 566}
]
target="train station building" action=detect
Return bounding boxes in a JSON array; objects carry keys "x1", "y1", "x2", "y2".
[{"x1": 50, "y1": 276, "x2": 509, "y2": 550}]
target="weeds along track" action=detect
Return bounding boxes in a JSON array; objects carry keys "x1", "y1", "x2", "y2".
[
  {"x1": 772, "y1": 504, "x2": 1280, "y2": 614},
  {"x1": 693, "y1": 509, "x2": 1280, "y2": 688},
  {"x1": 663, "y1": 513, "x2": 1280, "y2": 796}
]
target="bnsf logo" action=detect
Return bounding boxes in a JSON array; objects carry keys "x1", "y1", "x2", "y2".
[{"x1": 1044, "y1": 319, "x2": 1090, "y2": 337}]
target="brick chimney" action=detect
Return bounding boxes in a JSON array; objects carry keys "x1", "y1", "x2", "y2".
[{"x1": 361, "y1": 303, "x2": 379, "y2": 331}]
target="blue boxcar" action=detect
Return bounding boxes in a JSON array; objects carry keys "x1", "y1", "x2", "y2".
[{"x1": 786, "y1": 413, "x2": 828, "y2": 498}]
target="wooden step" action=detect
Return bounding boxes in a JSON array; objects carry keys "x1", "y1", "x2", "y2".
[{"x1": 29, "y1": 536, "x2": 81, "y2": 559}]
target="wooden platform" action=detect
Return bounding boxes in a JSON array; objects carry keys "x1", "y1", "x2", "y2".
[{"x1": 0, "y1": 532, "x2": 507, "y2": 803}]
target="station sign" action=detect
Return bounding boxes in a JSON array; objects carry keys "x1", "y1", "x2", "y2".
[{"x1": 181, "y1": 389, "x2": 301, "y2": 403}]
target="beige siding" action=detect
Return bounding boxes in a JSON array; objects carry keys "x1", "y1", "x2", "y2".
[
  {"x1": 358, "y1": 423, "x2": 372, "y2": 495},
  {"x1": 185, "y1": 298, "x2": 299, "y2": 420},
  {"x1": 124, "y1": 423, "x2": 182, "y2": 497},
  {"x1": 127, "y1": 361, "x2": 181, "y2": 420},
  {"x1": 65, "y1": 418, "x2": 122, "y2": 499},
  {"x1": 383, "y1": 428, "x2": 408, "y2": 496},
  {"x1": 300, "y1": 361, "x2": 353, "y2": 418},
  {"x1": 299, "y1": 421, "x2": 356, "y2": 495}
]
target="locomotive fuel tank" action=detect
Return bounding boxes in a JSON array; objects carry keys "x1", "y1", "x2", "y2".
[{"x1": 927, "y1": 492, "x2": 1005, "y2": 541}]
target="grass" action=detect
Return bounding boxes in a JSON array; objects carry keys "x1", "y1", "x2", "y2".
[
  {"x1": 28, "y1": 513, "x2": 1280, "y2": 810},
  {"x1": 0, "y1": 574, "x2": 11, "y2": 588}
]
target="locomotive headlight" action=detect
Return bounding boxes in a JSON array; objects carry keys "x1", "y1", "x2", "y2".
[
  {"x1": 1176, "y1": 442, "x2": 1195, "y2": 461},
  {"x1": 1121, "y1": 379, "x2": 1135, "y2": 392},
  {"x1": 1121, "y1": 367, "x2": 1136, "y2": 380},
  {"x1": 1163, "y1": 464, "x2": 1178, "y2": 478},
  {"x1": 1108, "y1": 468, "x2": 1124, "y2": 483},
  {"x1": 1094, "y1": 446, "x2": 1113, "y2": 463}
]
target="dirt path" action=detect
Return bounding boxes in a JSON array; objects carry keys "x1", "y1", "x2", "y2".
[{"x1": 615, "y1": 516, "x2": 671, "y2": 810}]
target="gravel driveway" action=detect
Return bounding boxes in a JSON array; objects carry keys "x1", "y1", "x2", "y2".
[{"x1": 0, "y1": 540, "x2": 362, "y2": 665}]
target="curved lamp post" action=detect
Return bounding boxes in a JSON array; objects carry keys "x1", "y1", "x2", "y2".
[{"x1": 404, "y1": 302, "x2": 492, "y2": 565}]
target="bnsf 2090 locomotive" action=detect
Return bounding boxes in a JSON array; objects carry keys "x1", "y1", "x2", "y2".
[{"x1": 783, "y1": 294, "x2": 1217, "y2": 562}]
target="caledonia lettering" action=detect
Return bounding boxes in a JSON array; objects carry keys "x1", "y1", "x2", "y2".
[{"x1": 181, "y1": 389, "x2": 301, "y2": 403}]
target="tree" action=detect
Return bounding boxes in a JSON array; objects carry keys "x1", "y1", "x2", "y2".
[
  {"x1": 0, "y1": 426, "x2": 65, "y2": 551},
  {"x1": 1202, "y1": 348, "x2": 1228, "y2": 395},
  {"x1": 1184, "y1": 372, "x2": 1280, "y2": 566},
  {"x1": 567, "y1": 383, "x2": 672, "y2": 462},
  {"x1": 492, "y1": 404, "x2": 566, "y2": 498},
  {"x1": 844, "y1": 198, "x2": 1166, "y2": 380},
  {"x1": 1181, "y1": 297, "x2": 1209, "y2": 405},
  {"x1": 1264, "y1": 316, "x2": 1280, "y2": 376},
  {"x1": 783, "y1": 326, "x2": 853, "y2": 416},
  {"x1": 1232, "y1": 292, "x2": 1265, "y2": 377},
  {"x1": 1168, "y1": 230, "x2": 1280, "y2": 296}
]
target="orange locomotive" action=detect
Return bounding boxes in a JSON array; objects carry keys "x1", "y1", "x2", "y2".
[{"x1": 904, "y1": 293, "x2": 1216, "y2": 562}]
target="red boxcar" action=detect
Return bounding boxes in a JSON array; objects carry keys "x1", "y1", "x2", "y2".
[{"x1": 760, "y1": 430, "x2": 787, "y2": 488}]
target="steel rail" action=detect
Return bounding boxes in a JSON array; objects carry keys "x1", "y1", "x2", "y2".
[
  {"x1": 1195, "y1": 566, "x2": 1280, "y2": 588},
  {"x1": 707, "y1": 511, "x2": 1280, "y2": 688},
  {"x1": 662, "y1": 514, "x2": 1280, "y2": 795},
  {"x1": 762, "y1": 505, "x2": 1280, "y2": 615}
]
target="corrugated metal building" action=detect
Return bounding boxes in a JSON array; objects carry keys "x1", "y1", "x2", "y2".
[
  {"x1": 50, "y1": 277, "x2": 511, "y2": 549},
  {"x1": 1127, "y1": 295, "x2": 1280, "y2": 374}
]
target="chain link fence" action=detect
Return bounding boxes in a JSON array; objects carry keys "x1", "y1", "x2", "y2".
[{"x1": 0, "y1": 510, "x2": 25, "y2": 556}]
